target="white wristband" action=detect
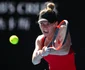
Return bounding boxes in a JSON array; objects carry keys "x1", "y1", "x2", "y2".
[{"x1": 37, "y1": 51, "x2": 43, "y2": 58}]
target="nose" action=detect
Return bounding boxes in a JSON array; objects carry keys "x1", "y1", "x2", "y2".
[{"x1": 41, "y1": 24, "x2": 49, "y2": 28}]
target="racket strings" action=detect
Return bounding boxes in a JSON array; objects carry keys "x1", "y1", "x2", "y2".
[{"x1": 47, "y1": 20, "x2": 69, "y2": 50}]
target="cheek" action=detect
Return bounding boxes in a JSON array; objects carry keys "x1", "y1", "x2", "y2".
[
  {"x1": 49, "y1": 26, "x2": 54, "y2": 29},
  {"x1": 49, "y1": 26, "x2": 55, "y2": 32},
  {"x1": 39, "y1": 25, "x2": 44, "y2": 31}
]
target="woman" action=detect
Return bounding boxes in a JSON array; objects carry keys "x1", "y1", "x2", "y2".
[{"x1": 32, "y1": 2, "x2": 76, "y2": 70}]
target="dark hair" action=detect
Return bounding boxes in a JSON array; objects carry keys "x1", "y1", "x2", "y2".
[{"x1": 38, "y1": 2, "x2": 59, "y2": 23}]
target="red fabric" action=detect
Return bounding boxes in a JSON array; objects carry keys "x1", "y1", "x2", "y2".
[
  {"x1": 41, "y1": 37, "x2": 76, "y2": 70},
  {"x1": 44, "y1": 48, "x2": 76, "y2": 70}
]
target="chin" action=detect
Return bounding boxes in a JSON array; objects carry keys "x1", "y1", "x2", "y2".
[{"x1": 43, "y1": 33, "x2": 49, "y2": 37}]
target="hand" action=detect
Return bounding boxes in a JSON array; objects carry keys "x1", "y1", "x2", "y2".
[
  {"x1": 44, "y1": 47, "x2": 57, "y2": 54},
  {"x1": 41, "y1": 46, "x2": 51, "y2": 57}
]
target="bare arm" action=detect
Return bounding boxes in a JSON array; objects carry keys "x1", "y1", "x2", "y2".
[
  {"x1": 32, "y1": 35, "x2": 51, "y2": 65},
  {"x1": 32, "y1": 35, "x2": 43, "y2": 65},
  {"x1": 49, "y1": 32, "x2": 71, "y2": 55},
  {"x1": 48, "y1": 24, "x2": 71, "y2": 55},
  {"x1": 32, "y1": 25, "x2": 72, "y2": 65}
]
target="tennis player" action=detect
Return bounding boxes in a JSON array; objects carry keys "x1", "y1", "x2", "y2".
[{"x1": 32, "y1": 2, "x2": 76, "y2": 70}]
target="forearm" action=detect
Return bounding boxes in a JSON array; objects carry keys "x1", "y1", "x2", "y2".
[
  {"x1": 49, "y1": 45, "x2": 70, "y2": 55},
  {"x1": 49, "y1": 48, "x2": 69, "y2": 55},
  {"x1": 32, "y1": 50, "x2": 43, "y2": 65}
]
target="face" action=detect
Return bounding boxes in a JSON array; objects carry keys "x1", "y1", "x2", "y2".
[{"x1": 39, "y1": 21, "x2": 58, "y2": 37}]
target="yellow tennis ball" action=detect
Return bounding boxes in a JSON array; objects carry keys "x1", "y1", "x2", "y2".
[{"x1": 9, "y1": 35, "x2": 19, "y2": 45}]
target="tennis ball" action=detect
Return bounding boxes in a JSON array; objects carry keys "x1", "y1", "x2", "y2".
[{"x1": 9, "y1": 35, "x2": 19, "y2": 45}]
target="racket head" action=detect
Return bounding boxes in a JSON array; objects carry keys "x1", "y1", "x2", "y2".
[
  {"x1": 47, "y1": 19, "x2": 69, "y2": 50},
  {"x1": 55, "y1": 19, "x2": 69, "y2": 50}
]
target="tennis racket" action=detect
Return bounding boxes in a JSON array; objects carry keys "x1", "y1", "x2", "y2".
[{"x1": 47, "y1": 19, "x2": 69, "y2": 50}]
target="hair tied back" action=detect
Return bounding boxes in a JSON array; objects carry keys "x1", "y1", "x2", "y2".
[{"x1": 46, "y1": 2, "x2": 55, "y2": 11}]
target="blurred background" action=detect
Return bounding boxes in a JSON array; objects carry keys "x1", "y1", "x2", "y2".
[{"x1": 0, "y1": 0, "x2": 81, "y2": 70}]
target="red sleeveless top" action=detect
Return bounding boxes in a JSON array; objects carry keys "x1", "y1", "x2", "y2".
[{"x1": 41, "y1": 37, "x2": 76, "y2": 70}]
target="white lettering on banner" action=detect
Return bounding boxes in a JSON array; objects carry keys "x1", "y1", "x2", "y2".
[
  {"x1": 0, "y1": 2, "x2": 44, "y2": 14},
  {"x1": 0, "y1": 2, "x2": 43, "y2": 31},
  {"x1": 0, "y1": 2, "x2": 57, "y2": 31},
  {"x1": 8, "y1": 17, "x2": 16, "y2": 31},
  {"x1": 0, "y1": 17, "x2": 30, "y2": 31},
  {"x1": 0, "y1": 18, "x2": 6, "y2": 30},
  {"x1": 8, "y1": 2, "x2": 15, "y2": 14},
  {"x1": 0, "y1": 2, "x2": 8, "y2": 14},
  {"x1": 17, "y1": 2, "x2": 25, "y2": 15},
  {"x1": 18, "y1": 18, "x2": 30, "y2": 30},
  {"x1": 25, "y1": 3, "x2": 39, "y2": 14}
]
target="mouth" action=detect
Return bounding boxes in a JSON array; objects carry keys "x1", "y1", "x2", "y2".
[{"x1": 43, "y1": 30, "x2": 49, "y2": 34}]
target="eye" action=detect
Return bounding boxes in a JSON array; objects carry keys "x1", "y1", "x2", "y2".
[{"x1": 39, "y1": 21, "x2": 44, "y2": 25}]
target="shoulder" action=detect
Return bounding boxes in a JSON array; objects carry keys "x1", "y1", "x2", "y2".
[
  {"x1": 35, "y1": 34, "x2": 45, "y2": 49},
  {"x1": 35, "y1": 34, "x2": 45, "y2": 45},
  {"x1": 36, "y1": 34, "x2": 44, "y2": 41}
]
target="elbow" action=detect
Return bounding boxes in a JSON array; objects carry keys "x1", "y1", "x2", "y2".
[
  {"x1": 59, "y1": 51, "x2": 69, "y2": 55},
  {"x1": 32, "y1": 61, "x2": 38, "y2": 65},
  {"x1": 59, "y1": 52, "x2": 68, "y2": 55},
  {"x1": 64, "y1": 47, "x2": 70, "y2": 55},
  {"x1": 63, "y1": 49, "x2": 70, "y2": 55},
  {"x1": 64, "y1": 51, "x2": 69, "y2": 55}
]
